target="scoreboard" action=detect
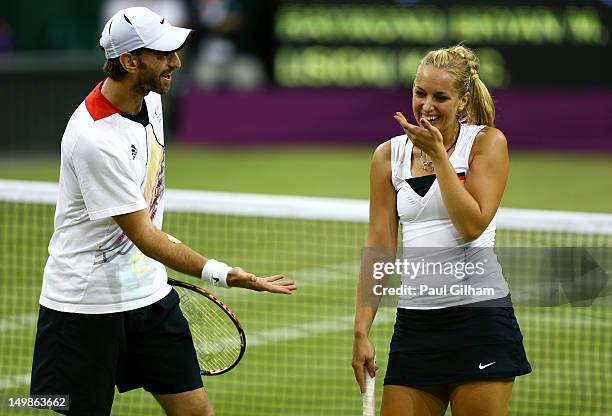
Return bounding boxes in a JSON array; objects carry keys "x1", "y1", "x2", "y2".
[{"x1": 273, "y1": 1, "x2": 611, "y2": 88}]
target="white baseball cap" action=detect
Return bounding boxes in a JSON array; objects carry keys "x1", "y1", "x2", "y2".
[{"x1": 99, "y1": 7, "x2": 193, "y2": 59}]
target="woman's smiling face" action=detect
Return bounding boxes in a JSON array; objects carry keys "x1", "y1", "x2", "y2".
[{"x1": 412, "y1": 65, "x2": 469, "y2": 138}]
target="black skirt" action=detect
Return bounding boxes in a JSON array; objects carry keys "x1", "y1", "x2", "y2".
[{"x1": 384, "y1": 295, "x2": 532, "y2": 386}]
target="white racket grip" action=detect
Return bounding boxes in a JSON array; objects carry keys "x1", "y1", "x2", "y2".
[{"x1": 362, "y1": 365, "x2": 375, "y2": 416}]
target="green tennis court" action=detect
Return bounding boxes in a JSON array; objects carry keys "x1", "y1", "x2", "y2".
[
  {"x1": 1, "y1": 147, "x2": 611, "y2": 415},
  {"x1": 1, "y1": 147, "x2": 611, "y2": 211}
]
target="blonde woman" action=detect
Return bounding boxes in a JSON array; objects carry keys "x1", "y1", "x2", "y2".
[{"x1": 353, "y1": 45, "x2": 531, "y2": 416}]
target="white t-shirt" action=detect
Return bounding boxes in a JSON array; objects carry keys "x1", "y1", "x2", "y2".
[{"x1": 40, "y1": 81, "x2": 171, "y2": 314}]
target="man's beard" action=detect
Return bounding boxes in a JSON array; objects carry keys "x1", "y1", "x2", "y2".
[{"x1": 134, "y1": 64, "x2": 168, "y2": 95}]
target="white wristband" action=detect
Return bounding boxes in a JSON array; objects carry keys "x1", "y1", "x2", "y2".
[{"x1": 201, "y1": 259, "x2": 232, "y2": 288}]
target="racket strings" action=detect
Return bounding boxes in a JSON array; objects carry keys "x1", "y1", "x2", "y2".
[{"x1": 175, "y1": 287, "x2": 243, "y2": 373}]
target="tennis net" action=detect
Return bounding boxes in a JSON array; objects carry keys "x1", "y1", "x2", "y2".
[{"x1": 1, "y1": 179, "x2": 610, "y2": 415}]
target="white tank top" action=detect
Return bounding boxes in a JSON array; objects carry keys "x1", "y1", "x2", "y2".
[{"x1": 389, "y1": 124, "x2": 509, "y2": 308}]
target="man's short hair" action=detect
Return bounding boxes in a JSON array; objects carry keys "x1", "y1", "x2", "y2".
[{"x1": 100, "y1": 48, "x2": 144, "y2": 81}]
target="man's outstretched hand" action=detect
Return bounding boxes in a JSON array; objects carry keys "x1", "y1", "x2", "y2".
[{"x1": 227, "y1": 268, "x2": 296, "y2": 294}]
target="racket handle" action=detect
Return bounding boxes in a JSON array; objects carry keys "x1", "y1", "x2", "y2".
[{"x1": 362, "y1": 365, "x2": 375, "y2": 416}]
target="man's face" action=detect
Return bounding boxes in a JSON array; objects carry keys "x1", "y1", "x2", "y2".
[{"x1": 134, "y1": 49, "x2": 182, "y2": 95}]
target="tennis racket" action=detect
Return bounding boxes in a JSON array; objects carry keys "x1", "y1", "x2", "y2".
[
  {"x1": 169, "y1": 278, "x2": 246, "y2": 375},
  {"x1": 362, "y1": 355, "x2": 376, "y2": 416}
]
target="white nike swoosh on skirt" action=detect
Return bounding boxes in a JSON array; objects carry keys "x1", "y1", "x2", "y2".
[{"x1": 479, "y1": 361, "x2": 496, "y2": 369}]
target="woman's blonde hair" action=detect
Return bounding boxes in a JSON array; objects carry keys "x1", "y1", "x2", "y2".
[{"x1": 417, "y1": 45, "x2": 495, "y2": 127}]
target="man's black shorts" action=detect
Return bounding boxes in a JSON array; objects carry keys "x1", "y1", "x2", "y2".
[{"x1": 30, "y1": 289, "x2": 203, "y2": 415}]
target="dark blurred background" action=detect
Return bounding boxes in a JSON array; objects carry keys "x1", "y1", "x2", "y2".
[{"x1": 1, "y1": 0, "x2": 610, "y2": 152}]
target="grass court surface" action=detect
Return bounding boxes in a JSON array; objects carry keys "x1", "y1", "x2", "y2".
[{"x1": 0, "y1": 147, "x2": 610, "y2": 415}]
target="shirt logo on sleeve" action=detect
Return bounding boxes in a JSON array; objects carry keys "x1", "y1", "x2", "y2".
[{"x1": 131, "y1": 144, "x2": 138, "y2": 159}]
